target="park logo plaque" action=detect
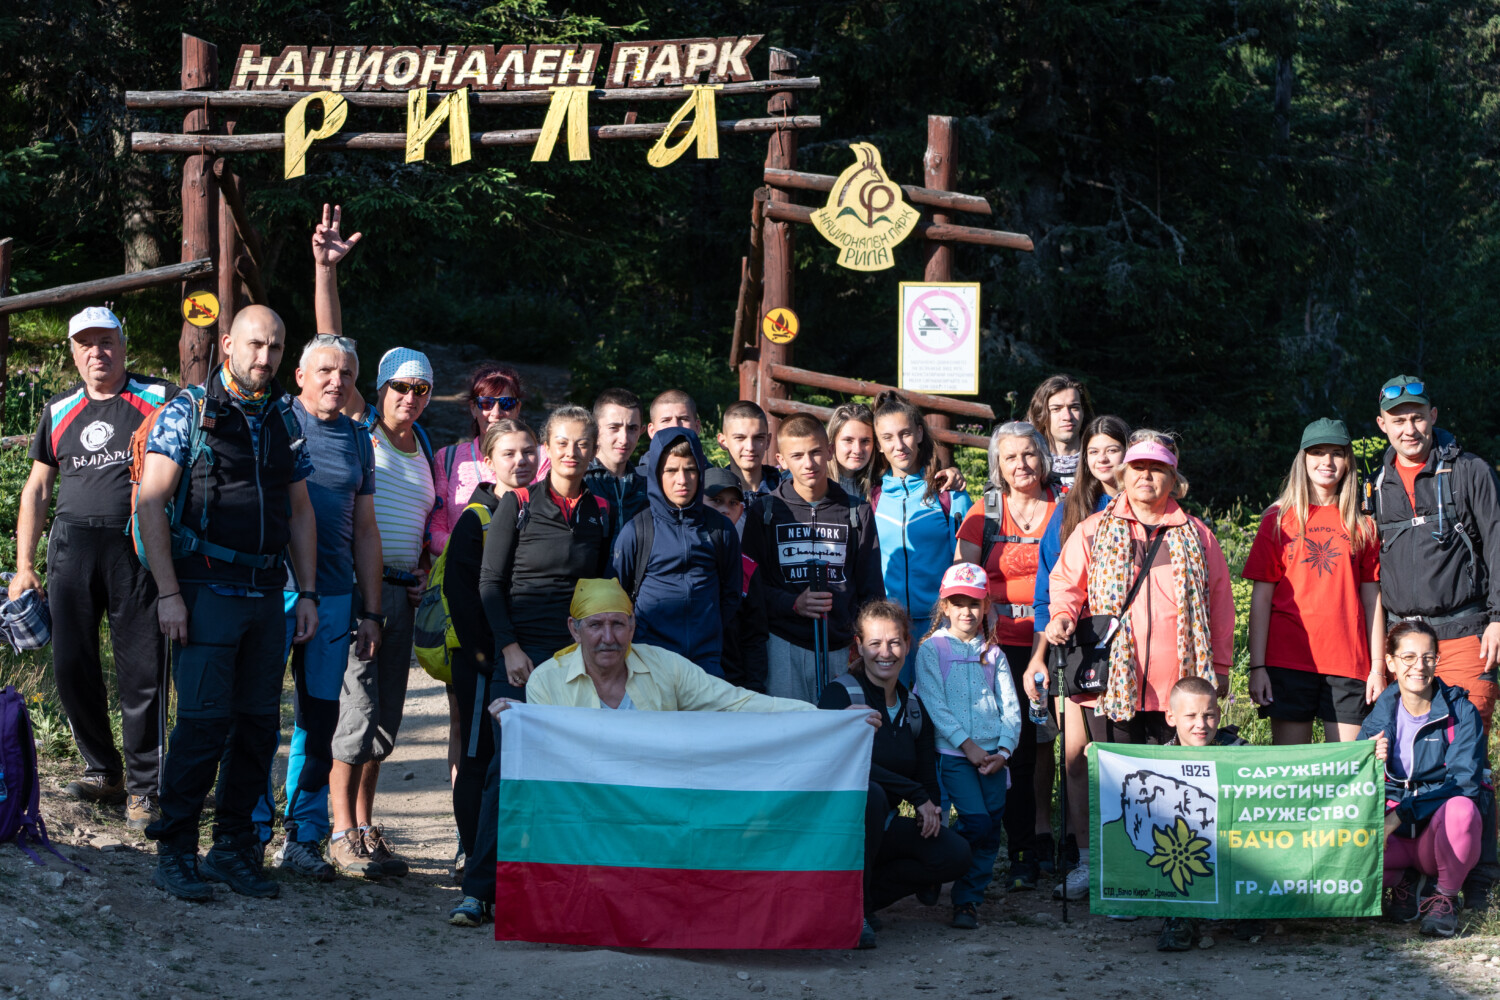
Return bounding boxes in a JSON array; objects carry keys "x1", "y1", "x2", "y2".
[{"x1": 810, "y1": 143, "x2": 919, "y2": 271}]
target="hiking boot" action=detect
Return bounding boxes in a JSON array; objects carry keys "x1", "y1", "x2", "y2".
[
  {"x1": 451, "y1": 827, "x2": 466, "y2": 884},
  {"x1": 153, "y1": 851, "x2": 215, "y2": 902},
  {"x1": 201, "y1": 838, "x2": 279, "y2": 899},
  {"x1": 1033, "y1": 833, "x2": 1057, "y2": 875},
  {"x1": 857, "y1": 919, "x2": 877, "y2": 950},
  {"x1": 364, "y1": 825, "x2": 409, "y2": 877},
  {"x1": 1008, "y1": 851, "x2": 1037, "y2": 892},
  {"x1": 1419, "y1": 891, "x2": 1460, "y2": 938},
  {"x1": 65, "y1": 774, "x2": 125, "y2": 805},
  {"x1": 278, "y1": 838, "x2": 336, "y2": 882},
  {"x1": 448, "y1": 895, "x2": 491, "y2": 927},
  {"x1": 1053, "y1": 861, "x2": 1090, "y2": 901},
  {"x1": 1463, "y1": 866, "x2": 1494, "y2": 911},
  {"x1": 951, "y1": 903, "x2": 979, "y2": 930},
  {"x1": 1384, "y1": 868, "x2": 1423, "y2": 923},
  {"x1": 329, "y1": 829, "x2": 382, "y2": 879},
  {"x1": 915, "y1": 882, "x2": 941, "y2": 906},
  {"x1": 1156, "y1": 917, "x2": 1199, "y2": 952},
  {"x1": 125, "y1": 794, "x2": 160, "y2": 832}
]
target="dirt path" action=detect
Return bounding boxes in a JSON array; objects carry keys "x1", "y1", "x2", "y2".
[{"x1": 5, "y1": 670, "x2": 1500, "y2": 1000}]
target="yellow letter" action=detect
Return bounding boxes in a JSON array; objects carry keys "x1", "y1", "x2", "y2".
[
  {"x1": 646, "y1": 85, "x2": 721, "y2": 168},
  {"x1": 406, "y1": 87, "x2": 472, "y2": 165},
  {"x1": 284, "y1": 91, "x2": 348, "y2": 180},
  {"x1": 532, "y1": 86, "x2": 592, "y2": 162}
]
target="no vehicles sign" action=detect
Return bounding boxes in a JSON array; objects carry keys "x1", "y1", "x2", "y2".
[{"x1": 898, "y1": 282, "x2": 979, "y2": 395}]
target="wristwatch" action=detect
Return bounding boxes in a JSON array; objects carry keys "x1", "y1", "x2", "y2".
[
  {"x1": 358, "y1": 610, "x2": 387, "y2": 630},
  {"x1": 296, "y1": 591, "x2": 320, "y2": 607}
]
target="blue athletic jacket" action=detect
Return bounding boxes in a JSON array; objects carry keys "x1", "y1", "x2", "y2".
[
  {"x1": 1358, "y1": 678, "x2": 1488, "y2": 838},
  {"x1": 611, "y1": 428, "x2": 741, "y2": 675},
  {"x1": 873, "y1": 471, "x2": 972, "y2": 621},
  {"x1": 1034, "y1": 492, "x2": 1112, "y2": 630}
]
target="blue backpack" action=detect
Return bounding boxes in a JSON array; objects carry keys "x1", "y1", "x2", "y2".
[{"x1": 0, "y1": 686, "x2": 77, "y2": 868}]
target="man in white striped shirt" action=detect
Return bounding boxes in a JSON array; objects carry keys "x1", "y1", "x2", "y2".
[{"x1": 328, "y1": 347, "x2": 437, "y2": 879}]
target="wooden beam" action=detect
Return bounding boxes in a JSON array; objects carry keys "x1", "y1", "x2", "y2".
[
  {"x1": 761, "y1": 200, "x2": 1032, "y2": 251},
  {"x1": 131, "y1": 115, "x2": 821, "y2": 154},
  {"x1": 763, "y1": 167, "x2": 992, "y2": 216},
  {"x1": 758, "y1": 49, "x2": 800, "y2": 438},
  {"x1": 767, "y1": 363, "x2": 995, "y2": 420},
  {"x1": 0, "y1": 259, "x2": 215, "y2": 316},
  {"x1": 209, "y1": 160, "x2": 269, "y2": 304},
  {"x1": 125, "y1": 77, "x2": 822, "y2": 109},
  {"x1": 179, "y1": 34, "x2": 219, "y2": 387},
  {"x1": 922, "y1": 115, "x2": 957, "y2": 466},
  {"x1": 766, "y1": 398, "x2": 990, "y2": 451}
]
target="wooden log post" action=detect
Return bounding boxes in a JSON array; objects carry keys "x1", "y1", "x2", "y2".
[
  {"x1": 0, "y1": 238, "x2": 11, "y2": 423},
  {"x1": 736, "y1": 190, "x2": 766, "y2": 402},
  {"x1": 179, "y1": 34, "x2": 219, "y2": 387},
  {"x1": 217, "y1": 163, "x2": 240, "y2": 337},
  {"x1": 757, "y1": 48, "x2": 799, "y2": 436},
  {"x1": 922, "y1": 115, "x2": 957, "y2": 467}
]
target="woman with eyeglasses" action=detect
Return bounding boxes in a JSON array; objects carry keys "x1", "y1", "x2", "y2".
[
  {"x1": 428, "y1": 362, "x2": 527, "y2": 557},
  {"x1": 1361, "y1": 620, "x2": 1487, "y2": 936},
  {"x1": 1244, "y1": 419, "x2": 1384, "y2": 744}
]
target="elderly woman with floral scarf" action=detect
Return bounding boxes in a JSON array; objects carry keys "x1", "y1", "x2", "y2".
[{"x1": 1042, "y1": 429, "x2": 1236, "y2": 901}]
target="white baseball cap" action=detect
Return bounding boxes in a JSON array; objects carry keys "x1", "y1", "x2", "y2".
[{"x1": 67, "y1": 306, "x2": 124, "y2": 341}]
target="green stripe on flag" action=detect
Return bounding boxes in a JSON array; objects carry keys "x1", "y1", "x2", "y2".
[{"x1": 497, "y1": 781, "x2": 866, "y2": 872}]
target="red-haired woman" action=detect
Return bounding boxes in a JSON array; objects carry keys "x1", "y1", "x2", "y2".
[{"x1": 428, "y1": 362, "x2": 525, "y2": 556}]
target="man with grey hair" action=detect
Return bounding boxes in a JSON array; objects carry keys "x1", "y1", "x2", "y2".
[
  {"x1": 249, "y1": 210, "x2": 384, "y2": 881},
  {"x1": 10, "y1": 306, "x2": 174, "y2": 829}
]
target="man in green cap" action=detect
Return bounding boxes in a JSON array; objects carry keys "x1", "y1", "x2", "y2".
[{"x1": 1373, "y1": 374, "x2": 1500, "y2": 908}]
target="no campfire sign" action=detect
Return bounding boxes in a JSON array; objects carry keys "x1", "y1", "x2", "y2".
[{"x1": 898, "y1": 282, "x2": 979, "y2": 395}]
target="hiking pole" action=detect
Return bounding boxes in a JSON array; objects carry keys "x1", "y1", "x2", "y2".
[
  {"x1": 810, "y1": 560, "x2": 830, "y2": 694},
  {"x1": 1054, "y1": 643, "x2": 1069, "y2": 925}
]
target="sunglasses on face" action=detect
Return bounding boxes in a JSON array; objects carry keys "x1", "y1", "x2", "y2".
[
  {"x1": 387, "y1": 380, "x2": 430, "y2": 397},
  {"x1": 476, "y1": 396, "x2": 519, "y2": 412},
  {"x1": 1380, "y1": 381, "x2": 1424, "y2": 402}
]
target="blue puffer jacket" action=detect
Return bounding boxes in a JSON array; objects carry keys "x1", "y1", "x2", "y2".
[
  {"x1": 611, "y1": 427, "x2": 742, "y2": 675},
  {"x1": 1358, "y1": 677, "x2": 1488, "y2": 838}
]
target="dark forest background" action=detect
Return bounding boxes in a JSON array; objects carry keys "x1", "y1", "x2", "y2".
[{"x1": 4, "y1": 0, "x2": 1500, "y2": 507}]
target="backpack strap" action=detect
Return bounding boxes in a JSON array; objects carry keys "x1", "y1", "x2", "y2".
[
  {"x1": 513, "y1": 487, "x2": 532, "y2": 534},
  {"x1": 627, "y1": 510, "x2": 655, "y2": 606},
  {"x1": 836, "y1": 673, "x2": 866, "y2": 707},
  {"x1": 980, "y1": 489, "x2": 1003, "y2": 566},
  {"x1": 869, "y1": 484, "x2": 881, "y2": 513},
  {"x1": 905, "y1": 691, "x2": 924, "y2": 739}
]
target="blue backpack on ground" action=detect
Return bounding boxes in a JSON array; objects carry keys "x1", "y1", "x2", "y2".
[{"x1": 0, "y1": 686, "x2": 78, "y2": 868}]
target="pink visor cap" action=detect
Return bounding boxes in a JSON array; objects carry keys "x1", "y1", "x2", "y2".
[
  {"x1": 1122, "y1": 441, "x2": 1178, "y2": 468},
  {"x1": 939, "y1": 562, "x2": 989, "y2": 601}
]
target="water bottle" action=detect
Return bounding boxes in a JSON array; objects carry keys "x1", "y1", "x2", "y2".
[{"x1": 1028, "y1": 671, "x2": 1050, "y2": 726}]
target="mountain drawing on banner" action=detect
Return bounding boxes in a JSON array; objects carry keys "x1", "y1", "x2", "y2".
[
  {"x1": 1096, "y1": 752, "x2": 1220, "y2": 902},
  {"x1": 1119, "y1": 769, "x2": 1218, "y2": 856}
]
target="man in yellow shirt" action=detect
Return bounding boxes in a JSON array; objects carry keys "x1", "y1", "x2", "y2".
[{"x1": 449, "y1": 578, "x2": 875, "y2": 926}]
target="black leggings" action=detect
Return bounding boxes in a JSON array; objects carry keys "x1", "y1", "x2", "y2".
[
  {"x1": 1000, "y1": 643, "x2": 1043, "y2": 859},
  {"x1": 450, "y1": 644, "x2": 504, "y2": 857},
  {"x1": 863, "y1": 781, "x2": 971, "y2": 913},
  {"x1": 1083, "y1": 709, "x2": 1172, "y2": 746}
]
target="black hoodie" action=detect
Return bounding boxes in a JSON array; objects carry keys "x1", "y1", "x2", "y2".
[{"x1": 741, "y1": 477, "x2": 884, "y2": 650}]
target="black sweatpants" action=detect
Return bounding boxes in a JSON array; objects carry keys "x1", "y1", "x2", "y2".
[
  {"x1": 47, "y1": 517, "x2": 165, "y2": 796},
  {"x1": 863, "y1": 780, "x2": 971, "y2": 913},
  {"x1": 451, "y1": 644, "x2": 512, "y2": 857},
  {"x1": 146, "y1": 586, "x2": 285, "y2": 853},
  {"x1": 460, "y1": 645, "x2": 536, "y2": 905},
  {"x1": 999, "y1": 643, "x2": 1043, "y2": 860}
]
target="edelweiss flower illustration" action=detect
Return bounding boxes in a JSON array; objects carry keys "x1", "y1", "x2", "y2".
[
  {"x1": 1146, "y1": 817, "x2": 1213, "y2": 895},
  {"x1": 1300, "y1": 537, "x2": 1341, "y2": 577}
]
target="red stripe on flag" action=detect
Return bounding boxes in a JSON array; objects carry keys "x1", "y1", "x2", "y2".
[{"x1": 494, "y1": 862, "x2": 863, "y2": 950}]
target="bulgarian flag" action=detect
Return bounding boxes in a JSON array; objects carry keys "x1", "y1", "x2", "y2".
[{"x1": 494, "y1": 704, "x2": 874, "y2": 949}]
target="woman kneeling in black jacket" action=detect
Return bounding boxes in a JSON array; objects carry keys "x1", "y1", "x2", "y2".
[{"x1": 820, "y1": 599, "x2": 971, "y2": 949}]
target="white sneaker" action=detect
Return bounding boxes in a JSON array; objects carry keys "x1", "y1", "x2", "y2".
[{"x1": 1053, "y1": 861, "x2": 1090, "y2": 901}]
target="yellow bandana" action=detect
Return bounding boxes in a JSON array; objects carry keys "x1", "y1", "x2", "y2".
[{"x1": 553, "y1": 578, "x2": 635, "y2": 658}]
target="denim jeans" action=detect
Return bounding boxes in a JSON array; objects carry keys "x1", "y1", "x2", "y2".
[{"x1": 940, "y1": 754, "x2": 1008, "y2": 906}]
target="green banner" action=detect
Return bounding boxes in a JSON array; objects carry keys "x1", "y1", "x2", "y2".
[{"x1": 1087, "y1": 740, "x2": 1382, "y2": 918}]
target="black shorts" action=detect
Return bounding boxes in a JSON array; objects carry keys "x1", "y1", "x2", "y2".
[{"x1": 1259, "y1": 667, "x2": 1370, "y2": 726}]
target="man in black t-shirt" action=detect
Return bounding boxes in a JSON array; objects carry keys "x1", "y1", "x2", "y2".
[{"x1": 9, "y1": 306, "x2": 175, "y2": 829}]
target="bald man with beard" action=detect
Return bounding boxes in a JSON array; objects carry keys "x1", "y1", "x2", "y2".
[{"x1": 136, "y1": 305, "x2": 320, "y2": 902}]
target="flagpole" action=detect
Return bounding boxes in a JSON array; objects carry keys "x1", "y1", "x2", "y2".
[{"x1": 1055, "y1": 645, "x2": 1069, "y2": 924}]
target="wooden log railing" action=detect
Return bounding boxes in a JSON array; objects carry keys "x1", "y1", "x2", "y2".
[
  {"x1": 767, "y1": 364, "x2": 994, "y2": 420},
  {"x1": 766, "y1": 397, "x2": 989, "y2": 451},
  {"x1": 0, "y1": 258, "x2": 215, "y2": 317},
  {"x1": 763, "y1": 167, "x2": 992, "y2": 215},
  {"x1": 124, "y1": 77, "x2": 822, "y2": 110},
  {"x1": 131, "y1": 116, "x2": 821, "y2": 155},
  {"x1": 762, "y1": 200, "x2": 1032, "y2": 252}
]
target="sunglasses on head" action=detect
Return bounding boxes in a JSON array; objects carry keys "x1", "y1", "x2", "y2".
[
  {"x1": 387, "y1": 380, "x2": 430, "y2": 397},
  {"x1": 1380, "y1": 381, "x2": 1424, "y2": 402},
  {"x1": 476, "y1": 395, "x2": 520, "y2": 412}
]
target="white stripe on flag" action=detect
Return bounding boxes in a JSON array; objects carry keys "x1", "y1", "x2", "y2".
[{"x1": 499, "y1": 704, "x2": 874, "y2": 793}]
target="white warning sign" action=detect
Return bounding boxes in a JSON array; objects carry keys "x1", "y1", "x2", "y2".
[{"x1": 898, "y1": 282, "x2": 980, "y2": 395}]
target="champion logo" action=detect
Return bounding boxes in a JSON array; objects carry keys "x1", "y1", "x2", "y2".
[{"x1": 79, "y1": 420, "x2": 115, "y2": 452}]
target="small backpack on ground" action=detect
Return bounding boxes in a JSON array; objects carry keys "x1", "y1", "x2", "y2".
[
  {"x1": 834, "y1": 672, "x2": 923, "y2": 737},
  {"x1": 0, "y1": 686, "x2": 79, "y2": 869},
  {"x1": 413, "y1": 490, "x2": 530, "y2": 683}
]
